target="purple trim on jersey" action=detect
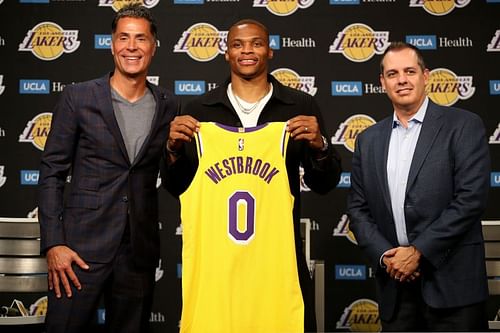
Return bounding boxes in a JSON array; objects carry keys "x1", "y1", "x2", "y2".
[
  {"x1": 196, "y1": 131, "x2": 203, "y2": 157},
  {"x1": 281, "y1": 127, "x2": 287, "y2": 158},
  {"x1": 215, "y1": 122, "x2": 268, "y2": 133}
]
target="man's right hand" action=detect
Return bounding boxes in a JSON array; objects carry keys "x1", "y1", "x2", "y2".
[
  {"x1": 46, "y1": 245, "x2": 89, "y2": 298},
  {"x1": 166, "y1": 115, "x2": 200, "y2": 155}
]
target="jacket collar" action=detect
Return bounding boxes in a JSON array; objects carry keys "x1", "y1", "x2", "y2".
[
  {"x1": 94, "y1": 72, "x2": 165, "y2": 166},
  {"x1": 201, "y1": 74, "x2": 296, "y2": 108}
]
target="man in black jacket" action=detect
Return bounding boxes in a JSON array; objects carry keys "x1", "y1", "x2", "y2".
[{"x1": 161, "y1": 19, "x2": 341, "y2": 332}]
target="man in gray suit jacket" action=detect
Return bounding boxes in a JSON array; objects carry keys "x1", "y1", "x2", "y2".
[
  {"x1": 347, "y1": 42, "x2": 490, "y2": 331},
  {"x1": 38, "y1": 4, "x2": 177, "y2": 332}
]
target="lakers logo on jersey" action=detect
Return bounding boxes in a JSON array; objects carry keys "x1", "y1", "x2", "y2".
[{"x1": 179, "y1": 122, "x2": 304, "y2": 333}]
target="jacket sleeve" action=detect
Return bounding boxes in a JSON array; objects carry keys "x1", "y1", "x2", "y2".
[
  {"x1": 38, "y1": 85, "x2": 79, "y2": 253},
  {"x1": 301, "y1": 95, "x2": 342, "y2": 194},
  {"x1": 159, "y1": 141, "x2": 198, "y2": 197}
]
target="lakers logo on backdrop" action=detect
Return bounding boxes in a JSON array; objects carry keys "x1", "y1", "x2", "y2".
[
  {"x1": 253, "y1": 0, "x2": 315, "y2": 16},
  {"x1": 333, "y1": 214, "x2": 357, "y2": 245},
  {"x1": 426, "y1": 68, "x2": 475, "y2": 106},
  {"x1": 487, "y1": 30, "x2": 500, "y2": 52},
  {"x1": 271, "y1": 68, "x2": 318, "y2": 96},
  {"x1": 174, "y1": 23, "x2": 227, "y2": 62},
  {"x1": 489, "y1": 123, "x2": 500, "y2": 144},
  {"x1": 30, "y1": 296, "x2": 48, "y2": 316},
  {"x1": 18, "y1": 22, "x2": 80, "y2": 61},
  {"x1": 332, "y1": 114, "x2": 376, "y2": 152},
  {"x1": 329, "y1": 23, "x2": 389, "y2": 62},
  {"x1": 337, "y1": 299, "x2": 381, "y2": 332},
  {"x1": 0, "y1": 166, "x2": 6, "y2": 188},
  {"x1": 0, "y1": 75, "x2": 4, "y2": 95},
  {"x1": 409, "y1": 0, "x2": 471, "y2": 16},
  {"x1": 98, "y1": 0, "x2": 159, "y2": 11},
  {"x1": 19, "y1": 113, "x2": 52, "y2": 151}
]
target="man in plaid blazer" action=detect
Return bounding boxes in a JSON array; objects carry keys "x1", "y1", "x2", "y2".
[{"x1": 38, "y1": 4, "x2": 177, "y2": 332}]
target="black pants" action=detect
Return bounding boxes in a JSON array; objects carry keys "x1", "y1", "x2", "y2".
[
  {"x1": 382, "y1": 281, "x2": 488, "y2": 332},
  {"x1": 45, "y1": 241, "x2": 155, "y2": 333}
]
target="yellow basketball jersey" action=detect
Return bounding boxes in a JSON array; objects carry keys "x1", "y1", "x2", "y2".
[{"x1": 179, "y1": 122, "x2": 304, "y2": 333}]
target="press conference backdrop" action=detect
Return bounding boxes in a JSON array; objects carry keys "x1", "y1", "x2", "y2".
[{"x1": 0, "y1": 0, "x2": 499, "y2": 332}]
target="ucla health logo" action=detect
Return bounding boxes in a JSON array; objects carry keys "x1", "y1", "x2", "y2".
[
  {"x1": 337, "y1": 172, "x2": 351, "y2": 188},
  {"x1": 98, "y1": 0, "x2": 159, "y2": 11},
  {"x1": 253, "y1": 0, "x2": 315, "y2": 16},
  {"x1": 175, "y1": 80, "x2": 206, "y2": 95},
  {"x1": 20, "y1": 170, "x2": 39, "y2": 185},
  {"x1": 329, "y1": 23, "x2": 389, "y2": 62},
  {"x1": 409, "y1": 0, "x2": 470, "y2": 16},
  {"x1": 332, "y1": 114, "x2": 376, "y2": 152},
  {"x1": 333, "y1": 214, "x2": 357, "y2": 244},
  {"x1": 0, "y1": 75, "x2": 5, "y2": 95},
  {"x1": 492, "y1": 172, "x2": 500, "y2": 187},
  {"x1": 406, "y1": 35, "x2": 437, "y2": 50},
  {"x1": 19, "y1": 79, "x2": 50, "y2": 94},
  {"x1": 487, "y1": 30, "x2": 500, "y2": 52},
  {"x1": 271, "y1": 68, "x2": 317, "y2": 96},
  {"x1": 490, "y1": 123, "x2": 500, "y2": 144},
  {"x1": 0, "y1": 166, "x2": 6, "y2": 188},
  {"x1": 19, "y1": 112, "x2": 52, "y2": 151},
  {"x1": 490, "y1": 80, "x2": 500, "y2": 95},
  {"x1": 174, "y1": 23, "x2": 227, "y2": 62},
  {"x1": 269, "y1": 35, "x2": 280, "y2": 50},
  {"x1": 337, "y1": 299, "x2": 381, "y2": 332},
  {"x1": 19, "y1": 22, "x2": 80, "y2": 61},
  {"x1": 426, "y1": 68, "x2": 474, "y2": 106},
  {"x1": 335, "y1": 265, "x2": 366, "y2": 280},
  {"x1": 94, "y1": 34, "x2": 111, "y2": 49},
  {"x1": 331, "y1": 81, "x2": 362, "y2": 96}
]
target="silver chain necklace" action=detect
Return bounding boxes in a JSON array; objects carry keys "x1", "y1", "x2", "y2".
[{"x1": 233, "y1": 94, "x2": 261, "y2": 114}]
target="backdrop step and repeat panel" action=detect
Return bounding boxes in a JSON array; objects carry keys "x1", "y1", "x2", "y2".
[{"x1": 0, "y1": 1, "x2": 499, "y2": 332}]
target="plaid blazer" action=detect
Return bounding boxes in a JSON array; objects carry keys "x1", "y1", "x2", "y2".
[{"x1": 38, "y1": 73, "x2": 178, "y2": 268}]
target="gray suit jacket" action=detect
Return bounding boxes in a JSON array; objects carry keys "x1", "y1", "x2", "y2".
[{"x1": 347, "y1": 100, "x2": 490, "y2": 320}]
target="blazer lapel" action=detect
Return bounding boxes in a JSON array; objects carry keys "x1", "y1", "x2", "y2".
[
  {"x1": 406, "y1": 102, "x2": 444, "y2": 193},
  {"x1": 94, "y1": 75, "x2": 130, "y2": 165},
  {"x1": 375, "y1": 118, "x2": 394, "y2": 217}
]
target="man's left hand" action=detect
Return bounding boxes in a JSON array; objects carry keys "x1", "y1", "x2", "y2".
[
  {"x1": 287, "y1": 115, "x2": 325, "y2": 151},
  {"x1": 384, "y1": 245, "x2": 422, "y2": 283}
]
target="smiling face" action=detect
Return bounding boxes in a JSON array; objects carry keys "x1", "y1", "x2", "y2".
[
  {"x1": 225, "y1": 22, "x2": 273, "y2": 81},
  {"x1": 380, "y1": 47, "x2": 429, "y2": 116},
  {"x1": 111, "y1": 16, "x2": 156, "y2": 80}
]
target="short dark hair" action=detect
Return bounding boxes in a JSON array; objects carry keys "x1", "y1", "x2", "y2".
[
  {"x1": 111, "y1": 3, "x2": 157, "y2": 40},
  {"x1": 227, "y1": 19, "x2": 269, "y2": 42},
  {"x1": 380, "y1": 41, "x2": 426, "y2": 74}
]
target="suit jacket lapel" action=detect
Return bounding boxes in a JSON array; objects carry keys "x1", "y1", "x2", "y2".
[
  {"x1": 94, "y1": 74, "x2": 130, "y2": 165},
  {"x1": 376, "y1": 118, "x2": 394, "y2": 217},
  {"x1": 406, "y1": 102, "x2": 444, "y2": 193}
]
